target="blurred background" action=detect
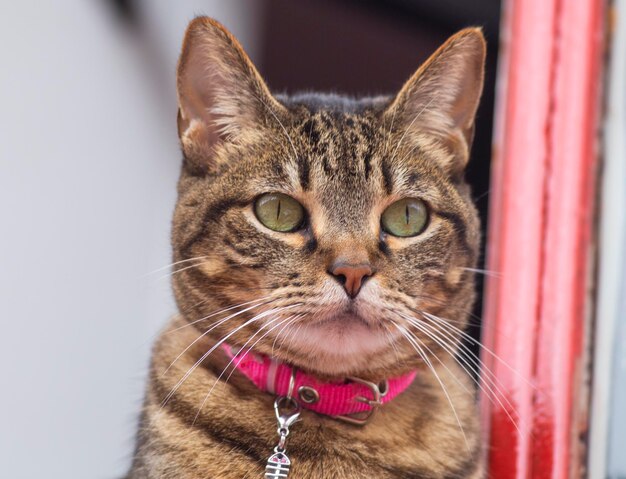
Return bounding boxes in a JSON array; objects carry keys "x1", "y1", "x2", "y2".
[{"x1": 0, "y1": 1, "x2": 499, "y2": 477}]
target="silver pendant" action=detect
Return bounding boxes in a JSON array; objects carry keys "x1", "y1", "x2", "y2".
[
  {"x1": 265, "y1": 449, "x2": 291, "y2": 478},
  {"x1": 265, "y1": 396, "x2": 300, "y2": 478}
]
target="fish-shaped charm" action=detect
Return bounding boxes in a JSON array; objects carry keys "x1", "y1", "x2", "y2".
[
  {"x1": 265, "y1": 396, "x2": 300, "y2": 478},
  {"x1": 265, "y1": 450, "x2": 291, "y2": 478}
]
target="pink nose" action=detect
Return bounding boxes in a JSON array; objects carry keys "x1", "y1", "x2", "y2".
[{"x1": 329, "y1": 262, "x2": 373, "y2": 298}]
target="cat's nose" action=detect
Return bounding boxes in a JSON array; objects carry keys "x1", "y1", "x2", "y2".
[{"x1": 328, "y1": 262, "x2": 373, "y2": 298}]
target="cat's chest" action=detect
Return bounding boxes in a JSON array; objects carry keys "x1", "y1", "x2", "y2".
[{"x1": 162, "y1": 417, "x2": 471, "y2": 479}]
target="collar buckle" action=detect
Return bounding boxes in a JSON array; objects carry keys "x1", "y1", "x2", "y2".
[{"x1": 334, "y1": 377, "x2": 389, "y2": 426}]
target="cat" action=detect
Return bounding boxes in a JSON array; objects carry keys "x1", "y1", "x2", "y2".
[{"x1": 127, "y1": 16, "x2": 486, "y2": 479}]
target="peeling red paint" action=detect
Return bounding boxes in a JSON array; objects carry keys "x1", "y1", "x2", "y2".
[{"x1": 482, "y1": 0, "x2": 605, "y2": 477}]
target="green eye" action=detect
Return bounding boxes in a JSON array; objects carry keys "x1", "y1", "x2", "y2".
[
  {"x1": 381, "y1": 198, "x2": 429, "y2": 237},
  {"x1": 254, "y1": 193, "x2": 305, "y2": 232}
]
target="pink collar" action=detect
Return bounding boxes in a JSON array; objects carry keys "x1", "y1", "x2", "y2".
[{"x1": 223, "y1": 344, "x2": 416, "y2": 425}]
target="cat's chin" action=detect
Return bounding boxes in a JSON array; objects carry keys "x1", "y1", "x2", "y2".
[{"x1": 285, "y1": 314, "x2": 396, "y2": 376}]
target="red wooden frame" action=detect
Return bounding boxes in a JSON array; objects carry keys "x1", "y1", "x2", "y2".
[{"x1": 482, "y1": 0, "x2": 605, "y2": 477}]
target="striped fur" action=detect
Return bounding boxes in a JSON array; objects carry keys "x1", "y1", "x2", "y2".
[{"x1": 127, "y1": 17, "x2": 486, "y2": 478}]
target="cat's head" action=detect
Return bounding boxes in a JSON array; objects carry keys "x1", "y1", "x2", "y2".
[{"x1": 172, "y1": 17, "x2": 485, "y2": 379}]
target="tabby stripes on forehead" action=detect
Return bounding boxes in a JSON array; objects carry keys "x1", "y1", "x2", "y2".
[
  {"x1": 381, "y1": 157, "x2": 394, "y2": 194},
  {"x1": 297, "y1": 156, "x2": 310, "y2": 190}
]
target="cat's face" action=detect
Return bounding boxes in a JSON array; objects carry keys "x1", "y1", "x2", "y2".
[{"x1": 172, "y1": 18, "x2": 484, "y2": 378}]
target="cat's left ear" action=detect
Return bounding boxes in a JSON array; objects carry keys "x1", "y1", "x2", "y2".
[
  {"x1": 385, "y1": 28, "x2": 486, "y2": 176},
  {"x1": 176, "y1": 17, "x2": 283, "y2": 169}
]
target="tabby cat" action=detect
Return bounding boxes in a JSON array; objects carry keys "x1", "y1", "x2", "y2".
[{"x1": 127, "y1": 17, "x2": 486, "y2": 478}]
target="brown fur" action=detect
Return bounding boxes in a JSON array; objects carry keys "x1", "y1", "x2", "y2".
[{"x1": 127, "y1": 17, "x2": 486, "y2": 478}]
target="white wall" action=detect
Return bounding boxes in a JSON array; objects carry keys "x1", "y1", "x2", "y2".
[
  {"x1": 0, "y1": 1, "x2": 262, "y2": 477},
  {"x1": 588, "y1": 0, "x2": 626, "y2": 477}
]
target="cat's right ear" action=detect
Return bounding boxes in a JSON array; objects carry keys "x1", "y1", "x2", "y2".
[{"x1": 176, "y1": 17, "x2": 282, "y2": 171}]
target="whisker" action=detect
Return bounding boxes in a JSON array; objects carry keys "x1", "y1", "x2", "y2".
[
  {"x1": 415, "y1": 312, "x2": 516, "y2": 395},
  {"x1": 160, "y1": 305, "x2": 298, "y2": 408},
  {"x1": 192, "y1": 313, "x2": 301, "y2": 424},
  {"x1": 460, "y1": 267, "x2": 502, "y2": 278},
  {"x1": 473, "y1": 189, "x2": 491, "y2": 202},
  {"x1": 381, "y1": 321, "x2": 403, "y2": 365},
  {"x1": 420, "y1": 311, "x2": 537, "y2": 391},
  {"x1": 392, "y1": 321, "x2": 470, "y2": 450},
  {"x1": 166, "y1": 296, "x2": 271, "y2": 334},
  {"x1": 225, "y1": 314, "x2": 305, "y2": 389},
  {"x1": 403, "y1": 295, "x2": 519, "y2": 346},
  {"x1": 271, "y1": 315, "x2": 303, "y2": 357},
  {"x1": 398, "y1": 291, "x2": 484, "y2": 325},
  {"x1": 394, "y1": 318, "x2": 474, "y2": 397},
  {"x1": 409, "y1": 316, "x2": 497, "y2": 390},
  {"x1": 162, "y1": 299, "x2": 271, "y2": 375},
  {"x1": 403, "y1": 316, "x2": 492, "y2": 405},
  {"x1": 405, "y1": 313, "x2": 522, "y2": 435},
  {"x1": 276, "y1": 315, "x2": 307, "y2": 357},
  {"x1": 179, "y1": 297, "x2": 209, "y2": 315},
  {"x1": 156, "y1": 260, "x2": 209, "y2": 281},
  {"x1": 140, "y1": 256, "x2": 208, "y2": 277}
]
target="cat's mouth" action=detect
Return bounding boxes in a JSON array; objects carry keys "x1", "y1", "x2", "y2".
[
  {"x1": 284, "y1": 313, "x2": 393, "y2": 376},
  {"x1": 309, "y1": 311, "x2": 373, "y2": 329},
  {"x1": 285, "y1": 307, "x2": 391, "y2": 358}
]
